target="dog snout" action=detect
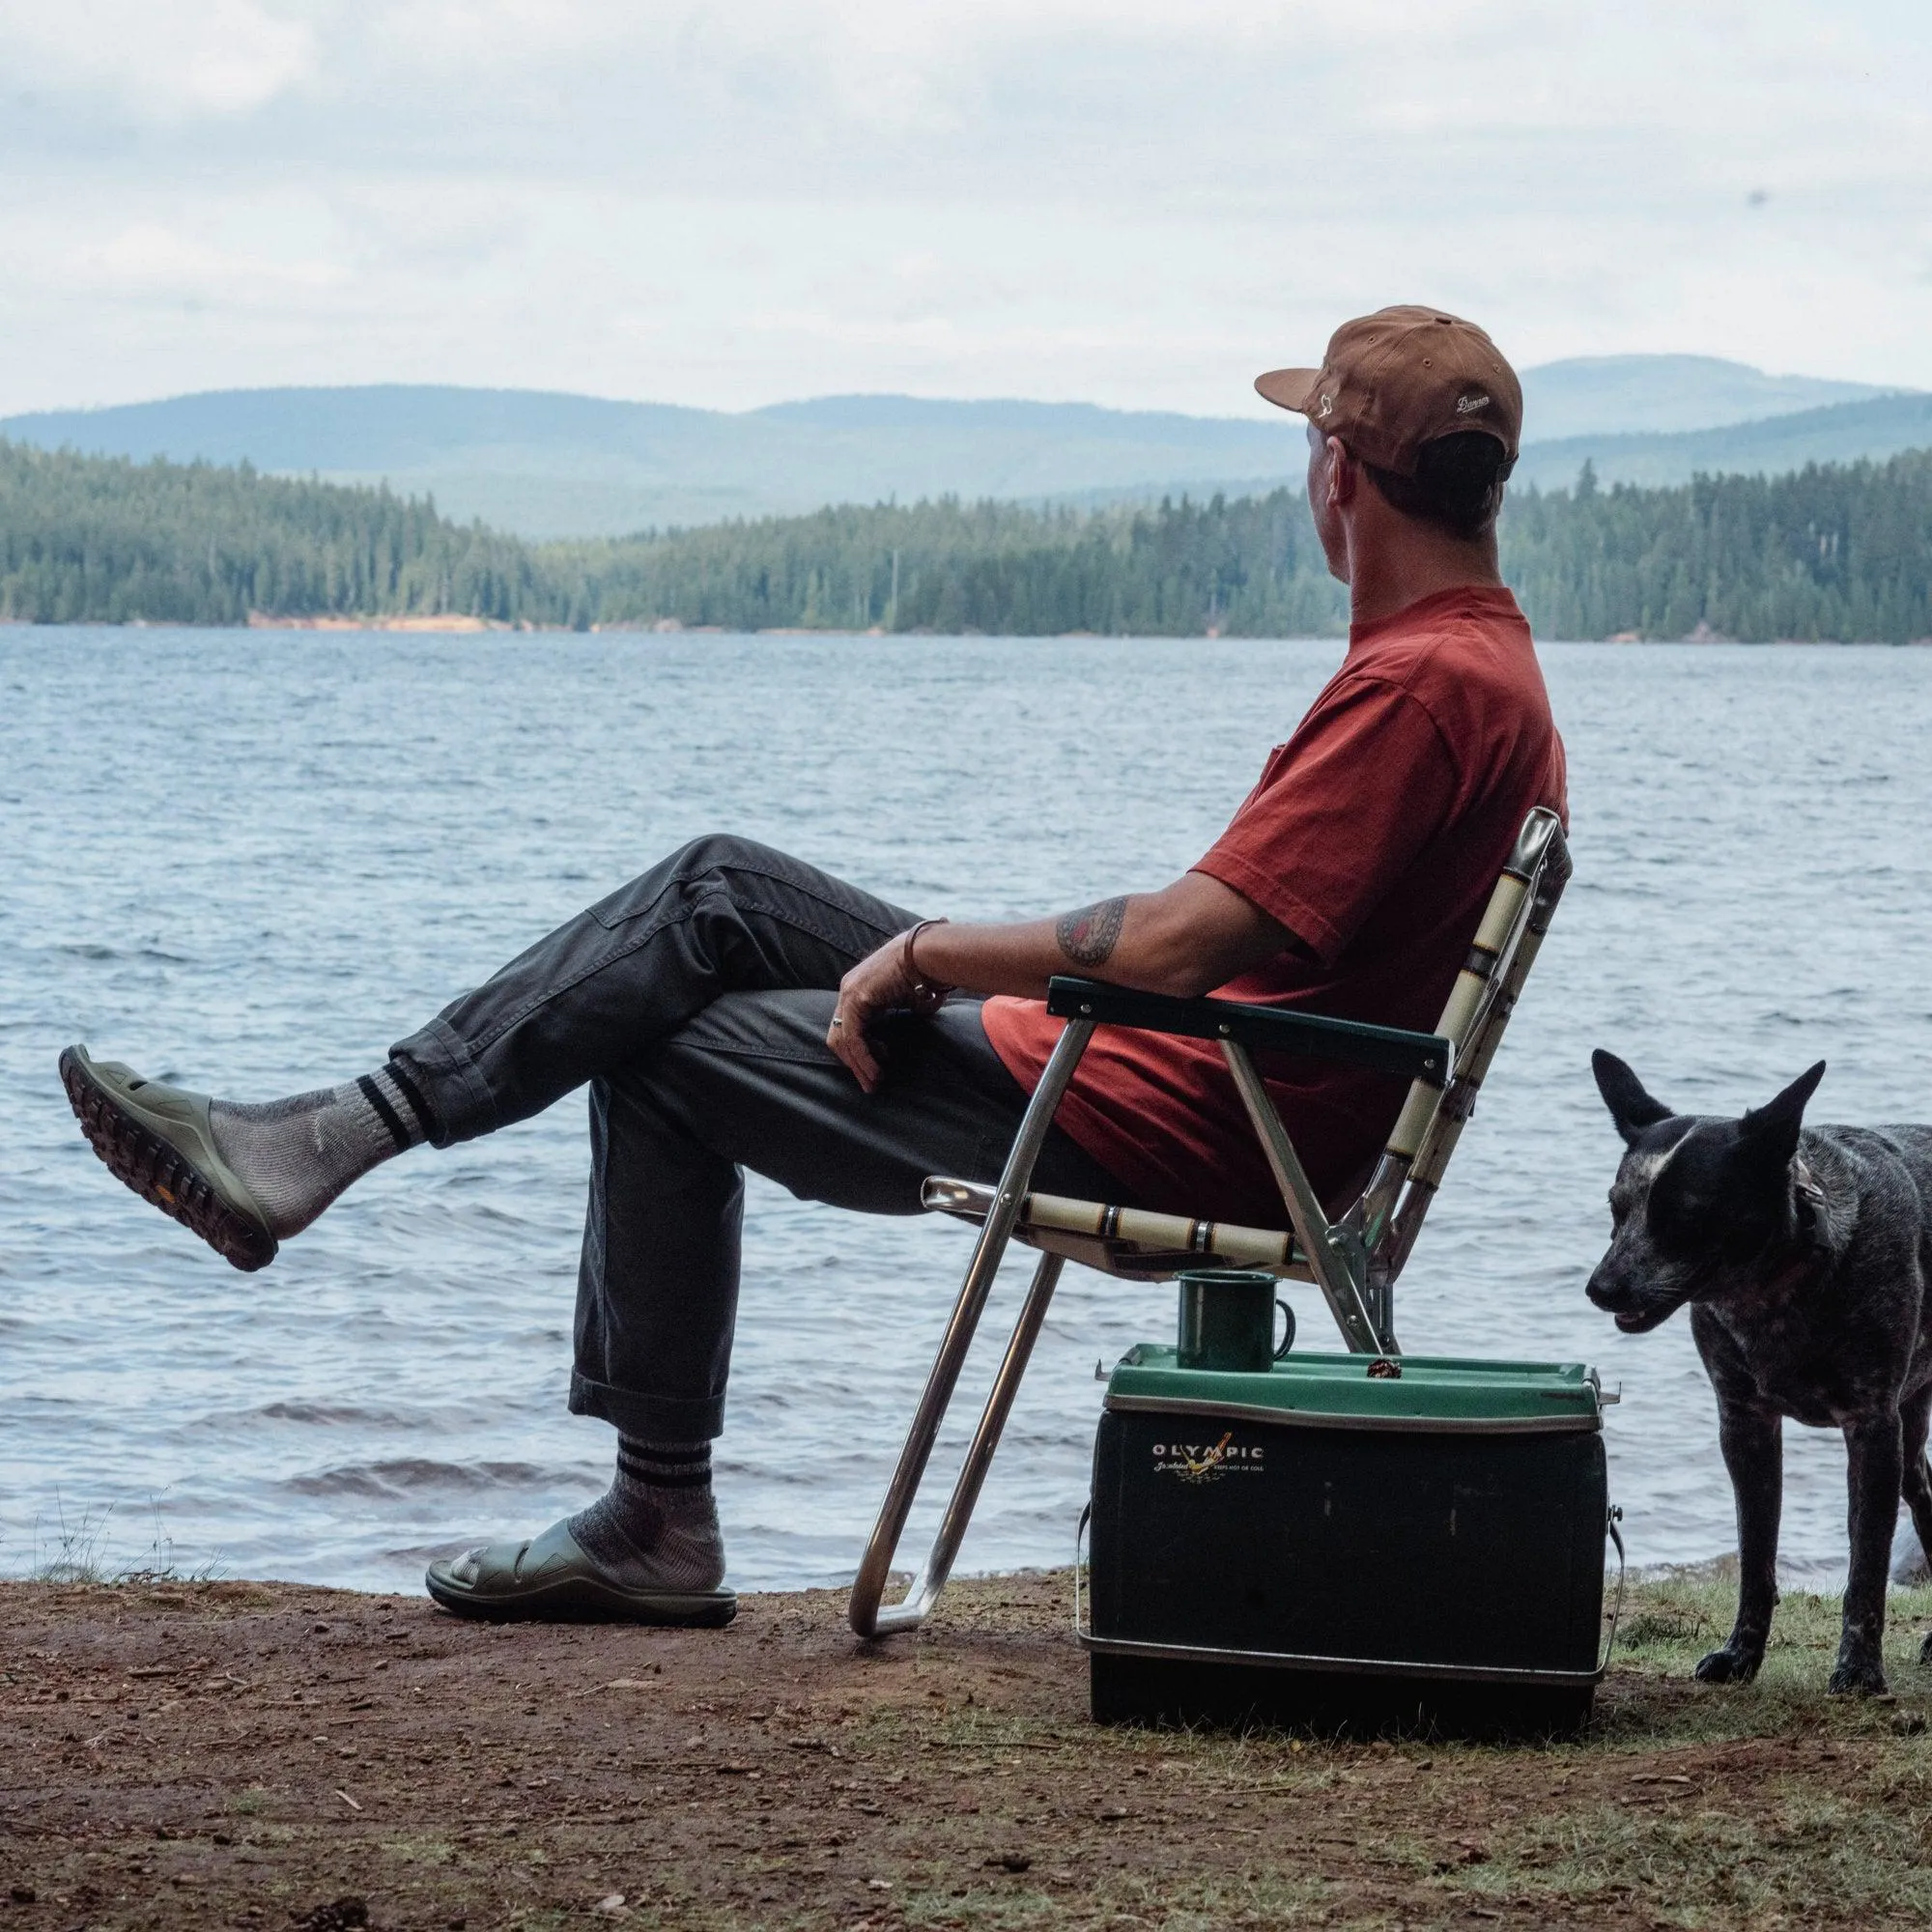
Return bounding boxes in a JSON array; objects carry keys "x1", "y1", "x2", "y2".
[
  {"x1": 1585, "y1": 1250, "x2": 1685, "y2": 1334},
  {"x1": 1585, "y1": 1256, "x2": 1633, "y2": 1312}
]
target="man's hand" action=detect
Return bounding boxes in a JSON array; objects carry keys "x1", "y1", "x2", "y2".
[
  {"x1": 827, "y1": 874, "x2": 1301, "y2": 1093},
  {"x1": 827, "y1": 932, "x2": 930, "y2": 1094}
]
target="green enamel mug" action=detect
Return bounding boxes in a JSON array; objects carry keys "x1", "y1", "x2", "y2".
[{"x1": 1175, "y1": 1268, "x2": 1294, "y2": 1373}]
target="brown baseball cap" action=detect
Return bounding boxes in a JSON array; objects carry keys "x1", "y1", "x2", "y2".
[{"x1": 1255, "y1": 305, "x2": 1521, "y2": 477}]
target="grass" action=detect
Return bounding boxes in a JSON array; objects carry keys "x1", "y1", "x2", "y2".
[
  {"x1": 16, "y1": 1491, "x2": 222, "y2": 1585},
  {"x1": 1416, "y1": 1576, "x2": 1932, "y2": 1926},
  {"x1": 1464, "y1": 1788, "x2": 1932, "y2": 1926},
  {"x1": 1602, "y1": 1572, "x2": 1932, "y2": 1738}
]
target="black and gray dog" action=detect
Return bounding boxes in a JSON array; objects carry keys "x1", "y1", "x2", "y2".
[{"x1": 1586, "y1": 1050, "x2": 1932, "y2": 1695}]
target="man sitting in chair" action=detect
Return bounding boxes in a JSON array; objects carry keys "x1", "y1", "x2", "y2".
[{"x1": 62, "y1": 306, "x2": 1567, "y2": 1627}]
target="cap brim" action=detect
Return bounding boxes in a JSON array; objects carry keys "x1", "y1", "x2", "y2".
[{"x1": 1254, "y1": 366, "x2": 1321, "y2": 414}]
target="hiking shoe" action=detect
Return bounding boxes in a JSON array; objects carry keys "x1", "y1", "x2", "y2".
[
  {"x1": 425, "y1": 1519, "x2": 737, "y2": 1627},
  {"x1": 59, "y1": 1044, "x2": 278, "y2": 1272}
]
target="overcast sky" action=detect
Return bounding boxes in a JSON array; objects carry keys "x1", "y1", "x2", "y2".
[{"x1": 3, "y1": 0, "x2": 1929, "y2": 418}]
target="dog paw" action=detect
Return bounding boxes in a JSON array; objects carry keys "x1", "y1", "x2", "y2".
[
  {"x1": 1694, "y1": 1645, "x2": 1762, "y2": 1685},
  {"x1": 1830, "y1": 1656, "x2": 1890, "y2": 1697}
]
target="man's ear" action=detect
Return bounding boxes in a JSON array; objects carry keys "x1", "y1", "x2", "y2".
[
  {"x1": 1323, "y1": 434, "x2": 1356, "y2": 507},
  {"x1": 1592, "y1": 1049, "x2": 1674, "y2": 1146},
  {"x1": 1740, "y1": 1061, "x2": 1827, "y2": 1166}
]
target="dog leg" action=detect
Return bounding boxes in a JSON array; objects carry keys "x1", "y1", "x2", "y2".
[
  {"x1": 1898, "y1": 1391, "x2": 1932, "y2": 1664},
  {"x1": 1697, "y1": 1396, "x2": 1781, "y2": 1685},
  {"x1": 1833, "y1": 1412, "x2": 1903, "y2": 1695},
  {"x1": 1890, "y1": 1510, "x2": 1929, "y2": 1588}
]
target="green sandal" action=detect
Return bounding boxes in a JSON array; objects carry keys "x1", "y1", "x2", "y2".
[
  {"x1": 59, "y1": 1045, "x2": 277, "y2": 1272},
  {"x1": 425, "y1": 1520, "x2": 737, "y2": 1626}
]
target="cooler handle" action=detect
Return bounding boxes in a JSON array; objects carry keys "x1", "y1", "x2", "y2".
[
  {"x1": 1600, "y1": 1505, "x2": 1627, "y2": 1676},
  {"x1": 1072, "y1": 1500, "x2": 1093, "y2": 1643}
]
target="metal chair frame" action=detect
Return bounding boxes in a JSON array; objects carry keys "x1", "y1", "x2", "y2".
[{"x1": 848, "y1": 808, "x2": 1572, "y2": 1639}]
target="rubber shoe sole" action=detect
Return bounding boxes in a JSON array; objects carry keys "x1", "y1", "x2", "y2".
[
  {"x1": 59, "y1": 1045, "x2": 278, "y2": 1272},
  {"x1": 425, "y1": 1566, "x2": 738, "y2": 1628},
  {"x1": 425, "y1": 1520, "x2": 737, "y2": 1627}
]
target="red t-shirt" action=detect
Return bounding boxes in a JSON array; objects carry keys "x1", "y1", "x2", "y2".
[{"x1": 980, "y1": 584, "x2": 1568, "y2": 1229}]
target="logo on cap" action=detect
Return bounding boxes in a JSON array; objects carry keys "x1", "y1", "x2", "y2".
[
  {"x1": 1456, "y1": 392, "x2": 1492, "y2": 414},
  {"x1": 1317, "y1": 392, "x2": 1336, "y2": 418}
]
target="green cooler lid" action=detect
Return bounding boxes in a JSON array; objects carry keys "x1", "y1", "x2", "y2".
[{"x1": 1106, "y1": 1347, "x2": 1602, "y2": 1434}]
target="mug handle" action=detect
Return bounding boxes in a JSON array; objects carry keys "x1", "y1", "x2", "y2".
[{"x1": 1274, "y1": 1297, "x2": 1295, "y2": 1359}]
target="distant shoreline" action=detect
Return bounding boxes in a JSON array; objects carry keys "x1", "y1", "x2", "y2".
[{"x1": 3, "y1": 616, "x2": 1929, "y2": 644}]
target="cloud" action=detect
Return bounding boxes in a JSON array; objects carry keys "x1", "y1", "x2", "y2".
[
  {"x1": 1, "y1": 0, "x2": 314, "y2": 118},
  {"x1": 0, "y1": 1, "x2": 1928, "y2": 414},
  {"x1": 66, "y1": 219, "x2": 345, "y2": 302}
]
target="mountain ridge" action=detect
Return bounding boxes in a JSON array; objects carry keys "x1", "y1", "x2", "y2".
[
  {"x1": 1512, "y1": 391, "x2": 1932, "y2": 492},
  {"x1": 4, "y1": 355, "x2": 1922, "y2": 538}
]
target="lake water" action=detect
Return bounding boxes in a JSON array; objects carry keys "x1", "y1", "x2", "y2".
[{"x1": 5, "y1": 627, "x2": 1929, "y2": 1597}]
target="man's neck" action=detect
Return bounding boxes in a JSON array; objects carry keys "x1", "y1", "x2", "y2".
[{"x1": 1344, "y1": 525, "x2": 1504, "y2": 633}]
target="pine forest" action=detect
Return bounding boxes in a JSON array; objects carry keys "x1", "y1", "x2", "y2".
[{"x1": 5, "y1": 438, "x2": 1931, "y2": 643}]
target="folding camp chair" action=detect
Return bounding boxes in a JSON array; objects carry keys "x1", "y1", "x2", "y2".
[{"x1": 848, "y1": 806, "x2": 1572, "y2": 1638}]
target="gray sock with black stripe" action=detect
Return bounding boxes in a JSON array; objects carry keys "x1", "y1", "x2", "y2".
[
  {"x1": 208, "y1": 1062, "x2": 436, "y2": 1239},
  {"x1": 569, "y1": 1438, "x2": 725, "y2": 1594}
]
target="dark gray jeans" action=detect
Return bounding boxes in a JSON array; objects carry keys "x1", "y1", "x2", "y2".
[{"x1": 388, "y1": 836, "x2": 1124, "y2": 1439}]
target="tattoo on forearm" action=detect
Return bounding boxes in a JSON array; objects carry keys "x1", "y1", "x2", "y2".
[{"x1": 1056, "y1": 896, "x2": 1128, "y2": 968}]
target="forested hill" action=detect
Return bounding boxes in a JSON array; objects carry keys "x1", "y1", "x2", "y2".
[
  {"x1": 0, "y1": 441, "x2": 553, "y2": 628},
  {"x1": 5, "y1": 436, "x2": 1932, "y2": 642}
]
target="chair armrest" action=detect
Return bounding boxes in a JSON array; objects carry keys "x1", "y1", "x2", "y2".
[{"x1": 1043, "y1": 977, "x2": 1452, "y2": 1084}]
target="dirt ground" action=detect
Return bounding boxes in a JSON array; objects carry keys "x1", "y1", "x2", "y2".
[{"x1": 7, "y1": 1570, "x2": 1932, "y2": 1930}]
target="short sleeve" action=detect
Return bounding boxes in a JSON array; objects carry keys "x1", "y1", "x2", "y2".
[{"x1": 1193, "y1": 674, "x2": 1460, "y2": 966}]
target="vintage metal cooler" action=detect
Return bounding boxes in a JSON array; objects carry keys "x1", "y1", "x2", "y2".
[{"x1": 1082, "y1": 1347, "x2": 1617, "y2": 1733}]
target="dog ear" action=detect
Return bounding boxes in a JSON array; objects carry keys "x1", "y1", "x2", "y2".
[
  {"x1": 1592, "y1": 1049, "x2": 1674, "y2": 1146},
  {"x1": 1740, "y1": 1060, "x2": 1827, "y2": 1164}
]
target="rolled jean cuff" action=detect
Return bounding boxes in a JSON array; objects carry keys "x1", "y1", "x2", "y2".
[
  {"x1": 568, "y1": 1370, "x2": 726, "y2": 1441},
  {"x1": 387, "y1": 1015, "x2": 498, "y2": 1148}
]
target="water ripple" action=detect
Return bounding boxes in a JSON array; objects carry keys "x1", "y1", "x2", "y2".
[
  {"x1": 6, "y1": 628, "x2": 1932, "y2": 1594},
  {"x1": 280, "y1": 1459, "x2": 580, "y2": 1499}
]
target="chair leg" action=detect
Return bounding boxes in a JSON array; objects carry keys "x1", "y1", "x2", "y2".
[
  {"x1": 863, "y1": 1250, "x2": 1065, "y2": 1637},
  {"x1": 847, "y1": 1018, "x2": 1094, "y2": 1639}
]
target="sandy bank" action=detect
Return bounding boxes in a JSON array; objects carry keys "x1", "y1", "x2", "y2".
[
  {"x1": 244, "y1": 613, "x2": 526, "y2": 633},
  {"x1": 4, "y1": 1571, "x2": 1932, "y2": 1929}
]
